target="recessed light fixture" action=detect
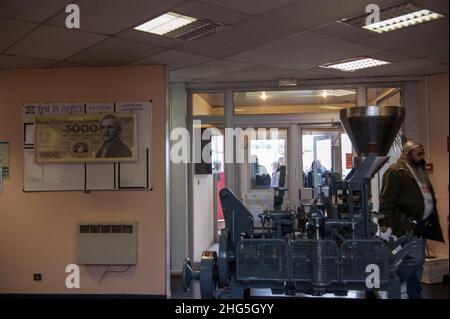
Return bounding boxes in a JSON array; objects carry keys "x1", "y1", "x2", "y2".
[
  {"x1": 342, "y1": 3, "x2": 444, "y2": 33},
  {"x1": 260, "y1": 92, "x2": 268, "y2": 101},
  {"x1": 321, "y1": 90, "x2": 328, "y2": 98},
  {"x1": 134, "y1": 12, "x2": 226, "y2": 41},
  {"x1": 134, "y1": 12, "x2": 197, "y2": 35},
  {"x1": 319, "y1": 57, "x2": 391, "y2": 72},
  {"x1": 363, "y1": 9, "x2": 444, "y2": 33}
]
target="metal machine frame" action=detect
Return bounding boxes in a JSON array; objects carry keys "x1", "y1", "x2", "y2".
[{"x1": 183, "y1": 106, "x2": 421, "y2": 299}]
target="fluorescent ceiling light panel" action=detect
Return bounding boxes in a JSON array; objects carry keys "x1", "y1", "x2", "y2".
[
  {"x1": 342, "y1": 3, "x2": 445, "y2": 34},
  {"x1": 363, "y1": 9, "x2": 444, "y2": 33},
  {"x1": 134, "y1": 12, "x2": 197, "y2": 35},
  {"x1": 320, "y1": 57, "x2": 391, "y2": 72}
]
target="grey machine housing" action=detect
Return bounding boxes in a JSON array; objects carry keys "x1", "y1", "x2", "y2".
[{"x1": 183, "y1": 105, "x2": 422, "y2": 299}]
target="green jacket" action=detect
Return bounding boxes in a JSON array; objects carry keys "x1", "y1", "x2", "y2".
[{"x1": 379, "y1": 159, "x2": 443, "y2": 242}]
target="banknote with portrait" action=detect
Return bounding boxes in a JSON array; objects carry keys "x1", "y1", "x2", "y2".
[{"x1": 35, "y1": 113, "x2": 137, "y2": 163}]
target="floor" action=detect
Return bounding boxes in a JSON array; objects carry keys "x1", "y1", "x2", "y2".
[{"x1": 170, "y1": 276, "x2": 449, "y2": 299}]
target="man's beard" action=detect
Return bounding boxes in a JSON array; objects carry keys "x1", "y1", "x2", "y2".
[
  {"x1": 412, "y1": 159, "x2": 426, "y2": 168},
  {"x1": 412, "y1": 159, "x2": 429, "y2": 186}
]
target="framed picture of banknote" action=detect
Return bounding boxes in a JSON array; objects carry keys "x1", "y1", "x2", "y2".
[
  {"x1": 23, "y1": 101, "x2": 151, "y2": 192},
  {"x1": 34, "y1": 113, "x2": 137, "y2": 163}
]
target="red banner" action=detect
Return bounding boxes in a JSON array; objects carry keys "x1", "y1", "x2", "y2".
[{"x1": 346, "y1": 153, "x2": 353, "y2": 169}]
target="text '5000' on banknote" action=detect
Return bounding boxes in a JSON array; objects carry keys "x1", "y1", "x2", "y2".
[{"x1": 35, "y1": 113, "x2": 137, "y2": 163}]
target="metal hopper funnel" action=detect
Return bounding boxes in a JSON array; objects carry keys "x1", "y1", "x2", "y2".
[{"x1": 340, "y1": 105, "x2": 405, "y2": 178}]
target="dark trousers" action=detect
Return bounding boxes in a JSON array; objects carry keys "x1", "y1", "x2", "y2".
[{"x1": 397, "y1": 237, "x2": 425, "y2": 299}]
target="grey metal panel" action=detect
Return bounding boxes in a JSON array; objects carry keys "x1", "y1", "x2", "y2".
[
  {"x1": 77, "y1": 222, "x2": 137, "y2": 265},
  {"x1": 237, "y1": 239, "x2": 288, "y2": 281},
  {"x1": 341, "y1": 239, "x2": 389, "y2": 283},
  {"x1": 292, "y1": 240, "x2": 339, "y2": 284}
]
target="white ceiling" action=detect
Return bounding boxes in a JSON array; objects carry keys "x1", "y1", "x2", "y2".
[{"x1": 0, "y1": 0, "x2": 448, "y2": 83}]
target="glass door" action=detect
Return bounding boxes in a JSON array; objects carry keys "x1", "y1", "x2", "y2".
[
  {"x1": 238, "y1": 128, "x2": 288, "y2": 224},
  {"x1": 302, "y1": 128, "x2": 350, "y2": 202},
  {"x1": 211, "y1": 131, "x2": 225, "y2": 240}
]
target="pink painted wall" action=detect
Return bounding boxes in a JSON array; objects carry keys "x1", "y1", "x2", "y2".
[
  {"x1": 419, "y1": 73, "x2": 449, "y2": 257},
  {"x1": 0, "y1": 66, "x2": 167, "y2": 294}
]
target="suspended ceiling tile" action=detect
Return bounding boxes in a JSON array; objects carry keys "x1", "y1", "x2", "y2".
[
  {"x1": 368, "y1": 50, "x2": 418, "y2": 63},
  {"x1": 130, "y1": 50, "x2": 212, "y2": 69},
  {"x1": 294, "y1": 67, "x2": 344, "y2": 80},
  {"x1": 204, "y1": 65, "x2": 294, "y2": 82},
  {"x1": 0, "y1": 17, "x2": 37, "y2": 52},
  {"x1": 0, "y1": 54, "x2": 58, "y2": 70},
  {"x1": 398, "y1": 60, "x2": 445, "y2": 72},
  {"x1": 171, "y1": 60, "x2": 254, "y2": 79},
  {"x1": 67, "y1": 37, "x2": 165, "y2": 66},
  {"x1": 0, "y1": 0, "x2": 72, "y2": 23},
  {"x1": 174, "y1": 17, "x2": 300, "y2": 59},
  {"x1": 174, "y1": 1, "x2": 251, "y2": 25},
  {"x1": 393, "y1": 37, "x2": 449, "y2": 59},
  {"x1": 262, "y1": 0, "x2": 405, "y2": 30},
  {"x1": 169, "y1": 73, "x2": 196, "y2": 83},
  {"x1": 116, "y1": 29, "x2": 184, "y2": 49},
  {"x1": 426, "y1": 54, "x2": 449, "y2": 65},
  {"x1": 6, "y1": 25, "x2": 107, "y2": 60},
  {"x1": 226, "y1": 31, "x2": 346, "y2": 65},
  {"x1": 197, "y1": 0, "x2": 297, "y2": 15},
  {"x1": 414, "y1": 0, "x2": 449, "y2": 14},
  {"x1": 267, "y1": 42, "x2": 379, "y2": 70},
  {"x1": 46, "y1": 0, "x2": 185, "y2": 35},
  {"x1": 363, "y1": 63, "x2": 448, "y2": 77},
  {"x1": 412, "y1": 64, "x2": 448, "y2": 75},
  {"x1": 313, "y1": 21, "x2": 373, "y2": 42}
]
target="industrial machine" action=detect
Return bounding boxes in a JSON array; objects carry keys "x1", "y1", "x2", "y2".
[{"x1": 183, "y1": 105, "x2": 421, "y2": 299}]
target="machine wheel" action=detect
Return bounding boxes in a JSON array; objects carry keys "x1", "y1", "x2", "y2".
[
  {"x1": 218, "y1": 230, "x2": 229, "y2": 288},
  {"x1": 182, "y1": 258, "x2": 198, "y2": 292},
  {"x1": 200, "y1": 251, "x2": 218, "y2": 299}
]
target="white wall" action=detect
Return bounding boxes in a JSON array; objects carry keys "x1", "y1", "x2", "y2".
[
  {"x1": 169, "y1": 83, "x2": 188, "y2": 273},
  {"x1": 193, "y1": 174, "x2": 214, "y2": 262},
  {"x1": 403, "y1": 82, "x2": 421, "y2": 141},
  {"x1": 420, "y1": 74, "x2": 449, "y2": 257}
]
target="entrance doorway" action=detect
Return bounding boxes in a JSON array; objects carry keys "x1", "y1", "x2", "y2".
[
  {"x1": 238, "y1": 128, "x2": 288, "y2": 224},
  {"x1": 301, "y1": 128, "x2": 352, "y2": 202}
]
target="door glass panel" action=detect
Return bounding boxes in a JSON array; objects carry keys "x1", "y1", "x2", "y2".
[
  {"x1": 302, "y1": 129, "x2": 349, "y2": 191},
  {"x1": 192, "y1": 123, "x2": 224, "y2": 254},
  {"x1": 234, "y1": 89, "x2": 356, "y2": 115},
  {"x1": 367, "y1": 87, "x2": 402, "y2": 107},
  {"x1": 303, "y1": 133, "x2": 331, "y2": 188},
  {"x1": 249, "y1": 131, "x2": 287, "y2": 190},
  {"x1": 193, "y1": 92, "x2": 224, "y2": 116},
  {"x1": 212, "y1": 134, "x2": 225, "y2": 233},
  {"x1": 239, "y1": 129, "x2": 288, "y2": 225}
]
